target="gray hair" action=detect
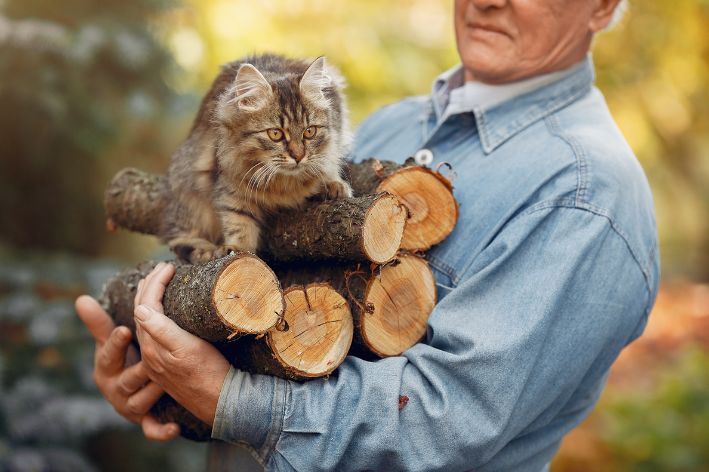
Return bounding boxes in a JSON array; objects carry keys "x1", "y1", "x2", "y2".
[{"x1": 607, "y1": 0, "x2": 629, "y2": 30}]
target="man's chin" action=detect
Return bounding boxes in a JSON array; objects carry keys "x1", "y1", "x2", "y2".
[{"x1": 460, "y1": 53, "x2": 520, "y2": 84}]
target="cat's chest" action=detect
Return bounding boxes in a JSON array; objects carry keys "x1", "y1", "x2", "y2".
[{"x1": 252, "y1": 175, "x2": 321, "y2": 210}]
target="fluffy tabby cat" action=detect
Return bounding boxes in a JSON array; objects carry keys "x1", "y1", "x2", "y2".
[{"x1": 160, "y1": 54, "x2": 352, "y2": 263}]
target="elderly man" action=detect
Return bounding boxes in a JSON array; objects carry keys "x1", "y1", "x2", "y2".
[{"x1": 76, "y1": 0, "x2": 659, "y2": 470}]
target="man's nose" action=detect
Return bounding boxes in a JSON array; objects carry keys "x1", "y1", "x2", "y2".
[
  {"x1": 288, "y1": 141, "x2": 305, "y2": 162},
  {"x1": 470, "y1": 0, "x2": 507, "y2": 9}
]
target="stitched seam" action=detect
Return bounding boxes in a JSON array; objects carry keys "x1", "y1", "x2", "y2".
[
  {"x1": 427, "y1": 255, "x2": 460, "y2": 286},
  {"x1": 481, "y1": 84, "x2": 592, "y2": 154},
  {"x1": 545, "y1": 114, "x2": 589, "y2": 206},
  {"x1": 516, "y1": 202, "x2": 654, "y2": 311},
  {"x1": 490, "y1": 87, "x2": 576, "y2": 145},
  {"x1": 260, "y1": 378, "x2": 288, "y2": 465}
]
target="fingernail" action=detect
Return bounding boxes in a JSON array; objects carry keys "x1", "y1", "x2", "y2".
[
  {"x1": 117, "y1": 327, "x2": 131, "y2": 341},
  {"x1": 135, "y1": 304, "x2": 151, "y2": 322},
  {"x1": 155, "y1": 262, "x2": 165, "y2": 270},
  {"x1": 168, "y1": 425, "x2": 179, "y2": 436}
]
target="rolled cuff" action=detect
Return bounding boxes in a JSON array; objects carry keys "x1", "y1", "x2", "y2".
[{"x1": 211, "y1": 366, "x2": 288, "y2": 463}]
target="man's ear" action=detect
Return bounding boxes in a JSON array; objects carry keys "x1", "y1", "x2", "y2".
[
  {"x1": 589, "y1": 0, "x2": 623, "y2": 32},
  {"x1": 233, "y1": 63, "x2": 272, "y2": 111}
]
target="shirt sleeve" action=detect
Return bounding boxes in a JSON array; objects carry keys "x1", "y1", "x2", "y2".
[{"x1": 211, "y1": 204, "x2": 652, "y2": 471}]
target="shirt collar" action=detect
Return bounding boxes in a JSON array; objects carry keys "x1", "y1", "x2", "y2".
[{"x1": 430, "y1": 56, "x2": 595, "y2": 154}]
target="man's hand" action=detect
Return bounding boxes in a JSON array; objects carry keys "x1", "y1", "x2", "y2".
[
  {"x1": 133, "y1": 262, "x2": 231, "y2": 427},
  {"x1": 74, "y1": 294, "x2": 180, "y2": 441}
]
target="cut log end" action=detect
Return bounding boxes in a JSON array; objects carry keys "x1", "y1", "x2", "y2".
[
  {"x1": 362, "y1": 194, "x2": 407, "y2": 264},
  {"x1": 362, "y1": 255, "x2": 436, "y2": 357},
  {"x1": 213, "y1": 255, "x2": 284, "y2": 334},
  {"x1": 270, "y1": 283, "x2": 353, "y2": 378},
  {"x1": 377, "y1": 167, "x2": 458, "y2": 251}
]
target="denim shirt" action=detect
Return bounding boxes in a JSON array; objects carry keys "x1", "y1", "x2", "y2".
[{"x1": 210, "y1": 57, "x2": 660, "y2": 471}]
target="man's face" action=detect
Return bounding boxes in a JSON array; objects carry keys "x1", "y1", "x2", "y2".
[{"x1": 454, "y1": 0, "x2": 606, "y2": 83}]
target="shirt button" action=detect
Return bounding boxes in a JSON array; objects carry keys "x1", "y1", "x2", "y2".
[{"x1": 414, "y1": 148, "x2": 434, "y2": 166}]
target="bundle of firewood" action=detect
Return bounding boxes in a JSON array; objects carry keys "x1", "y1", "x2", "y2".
[{"x1": 100, "y1": 158, "x2": 459, "y2": 440}]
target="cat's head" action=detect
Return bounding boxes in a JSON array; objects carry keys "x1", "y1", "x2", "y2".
[{"x1": 215, "y1": 55, "x2": 350, "y2": 181}]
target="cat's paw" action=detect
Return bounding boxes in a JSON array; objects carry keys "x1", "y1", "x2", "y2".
[
  {"x1": 169, "y1": 237, "x2": 219, "y2": 264},
  {"x1": 322, "y1": 180, "x2": 353, "y2": 199}
]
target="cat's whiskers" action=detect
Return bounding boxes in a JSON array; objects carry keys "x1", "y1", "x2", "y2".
[
  {"x1": 236, "y1": 162, "x2": 263, "y2": 197},
  {"x1": 245, "y1": 164, "x2": 270, "y2": 207},
  {"x1": 253, "y1": 163, "x2": 277, "y2": 207}
]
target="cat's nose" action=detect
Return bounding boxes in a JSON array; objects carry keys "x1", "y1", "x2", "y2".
[{"x1": 288, "y1": 142, "x2": 305, "y2": 163}]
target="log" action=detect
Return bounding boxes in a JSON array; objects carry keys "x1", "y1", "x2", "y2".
[
  {"x1": 222, "y1": 283, "x2": 353, "y2": 380},
  {"x1": 99, "y1": 254, "x2": 285, "y2": 341},
  {"x1": 277, "y1": 254, "x2": 436, "y2": 358},
  {"x1": 151, "y1": 396, "x2": 211, "y2": 442},
  {"x1": 263, "y1": 193, "x2": 406, "y2": 264},
  {"x1": 100, "y1": 260, "x2": 355, "y2": 441},
  {"x1": 349, "y1": 159, "x2": 459, "y2": 252},
  {"x1": 104, "y1": 168, "x2": 169, "y2": 235},
  {"x1": 104, "y1": 168, "x2": 407, "y2": 264},
  {"x1": 151, "y1": 283, "x2": 354, "y2": 442}
]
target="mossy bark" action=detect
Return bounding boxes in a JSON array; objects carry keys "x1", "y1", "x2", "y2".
[
  {"x1": 104, "y1": 167, "x2": 168, "y2": 235},
  {"x1": 104, "y1": 168, "x2": 405, "y2": 263},
  {"x1": 348, "y1": 158, "x2": 415, "y2": 196},
  {"x1": 99, "y1": 255, "x2": 258, "y2": 342},
  {"x1": 263, "y1": 193, "x2": 398, "y2": 263}
]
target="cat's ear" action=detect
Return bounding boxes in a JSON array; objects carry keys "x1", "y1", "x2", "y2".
[
  {"x1": 300, "y1": 56, "x2": 332, "y2": 107},
  {"x1": 233, "y1": 63, "x2": 272, "y2": 111}
]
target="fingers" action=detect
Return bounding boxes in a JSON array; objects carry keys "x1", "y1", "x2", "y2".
[
  {"x1": 141, "y1": 415, "x2": 180, "y2": 442},
  {"x1": 96, "y1": 326, "x2": 133, "y2": 374},
  {"x1": 75, "y1": 295, "x2": 116, "y2": 345},
  {"x1": 117, "y1": 362, "x2": 151, "y2": 396},
  {"x1": 135, "y1": 262, "x2": 175, "y2": 312},
  {"x1": 135, "y1": 305, "x2": 187, "y2": 354},
  {"x1": 125, "y1": 381, "x2": 166, "y2": 417}
]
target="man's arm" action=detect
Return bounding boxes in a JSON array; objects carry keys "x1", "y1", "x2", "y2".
[{"x1": 211, "y1": 204, "x2": 652, "y2": 470}]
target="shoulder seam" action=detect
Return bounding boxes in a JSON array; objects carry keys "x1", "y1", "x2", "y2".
[
  {"x1": 544, "y1": 114, "x2": 589, "y2": 206},
  {"x1": 519, "y1": 201, "x2": 654, "y2": 316}
]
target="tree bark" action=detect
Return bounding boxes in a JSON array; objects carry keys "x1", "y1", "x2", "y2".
[
  {"x1": 151, "y1": 395, "x2": 212, "y2": 442},
  {"x1": 99, "y1": 254, "x2": 284, "y2": 342},
  {"x1": 349, "y1": 159, "x2": 459, "y2": 251},
  {"x1": 104, "y1": 167, "x2": 169, "y2": 235},
  {"x1": 104, "y1": 168, "x2": 407, "y2": 264},
  {"x1": 263, "y1": 193, "x2": 406, "y2": 264}
]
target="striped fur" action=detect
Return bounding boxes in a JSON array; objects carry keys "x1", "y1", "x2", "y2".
[{"x1": 160, "y1": 54, "x2": 352, "y2": 262}]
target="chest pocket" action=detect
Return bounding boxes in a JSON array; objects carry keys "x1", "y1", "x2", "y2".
[{"x1": 427, "y1": 255, "x2": 458, "y2": 301}]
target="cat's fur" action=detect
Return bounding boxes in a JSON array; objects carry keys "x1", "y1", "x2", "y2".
[{"x1": 160, "y1": 54, "x2": 353, "y2": 262}]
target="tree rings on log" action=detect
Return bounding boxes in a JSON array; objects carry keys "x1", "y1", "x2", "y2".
[
  {"x1": 271, "y1": 283, "x2": 353, "y2": 378},
  {"x1": 227, "y1": 283, "x2": 354, "y2": 380},
  {"x1": 349, "y1": 160, "x2": 459, "y2": 252},
  {"x1": 211, "y1": 254, "x2": 285, "y2": 334},
  {"x1": 359, "y1": 255, "x2": 436, "y2": 357},
  {"x1": 100, "y1": 253, "x2": 284, "y2": 342}
]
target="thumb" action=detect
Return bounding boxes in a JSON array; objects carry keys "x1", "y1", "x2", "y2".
[{"x1": 134, "y1": 304, "x2": 192, "y2": 352}]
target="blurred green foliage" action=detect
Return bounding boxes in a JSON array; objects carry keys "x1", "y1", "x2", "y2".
[
  {"x1": 0, "y1": 0, "x2": 706, "y2": 280},
  {"x1": 0, "y1": 248, "x2": 207, "y2": 471},
  {"x1": 600, "y1": 348, "x2": 709, "y2": 471},
  {"x1": 0, "y1": 0, "x2": 180, "y2": 256},
  {"x1": 0, "y1": 2, "x2": 707, "y2": 468}
]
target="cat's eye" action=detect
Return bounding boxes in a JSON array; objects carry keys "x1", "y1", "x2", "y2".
[
  {"x1": 267, "y1": 128, "x2": 284, "y2": 141},
  {"x1": 303, "y1": 126, "x2": 317, "y2": 139}
]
